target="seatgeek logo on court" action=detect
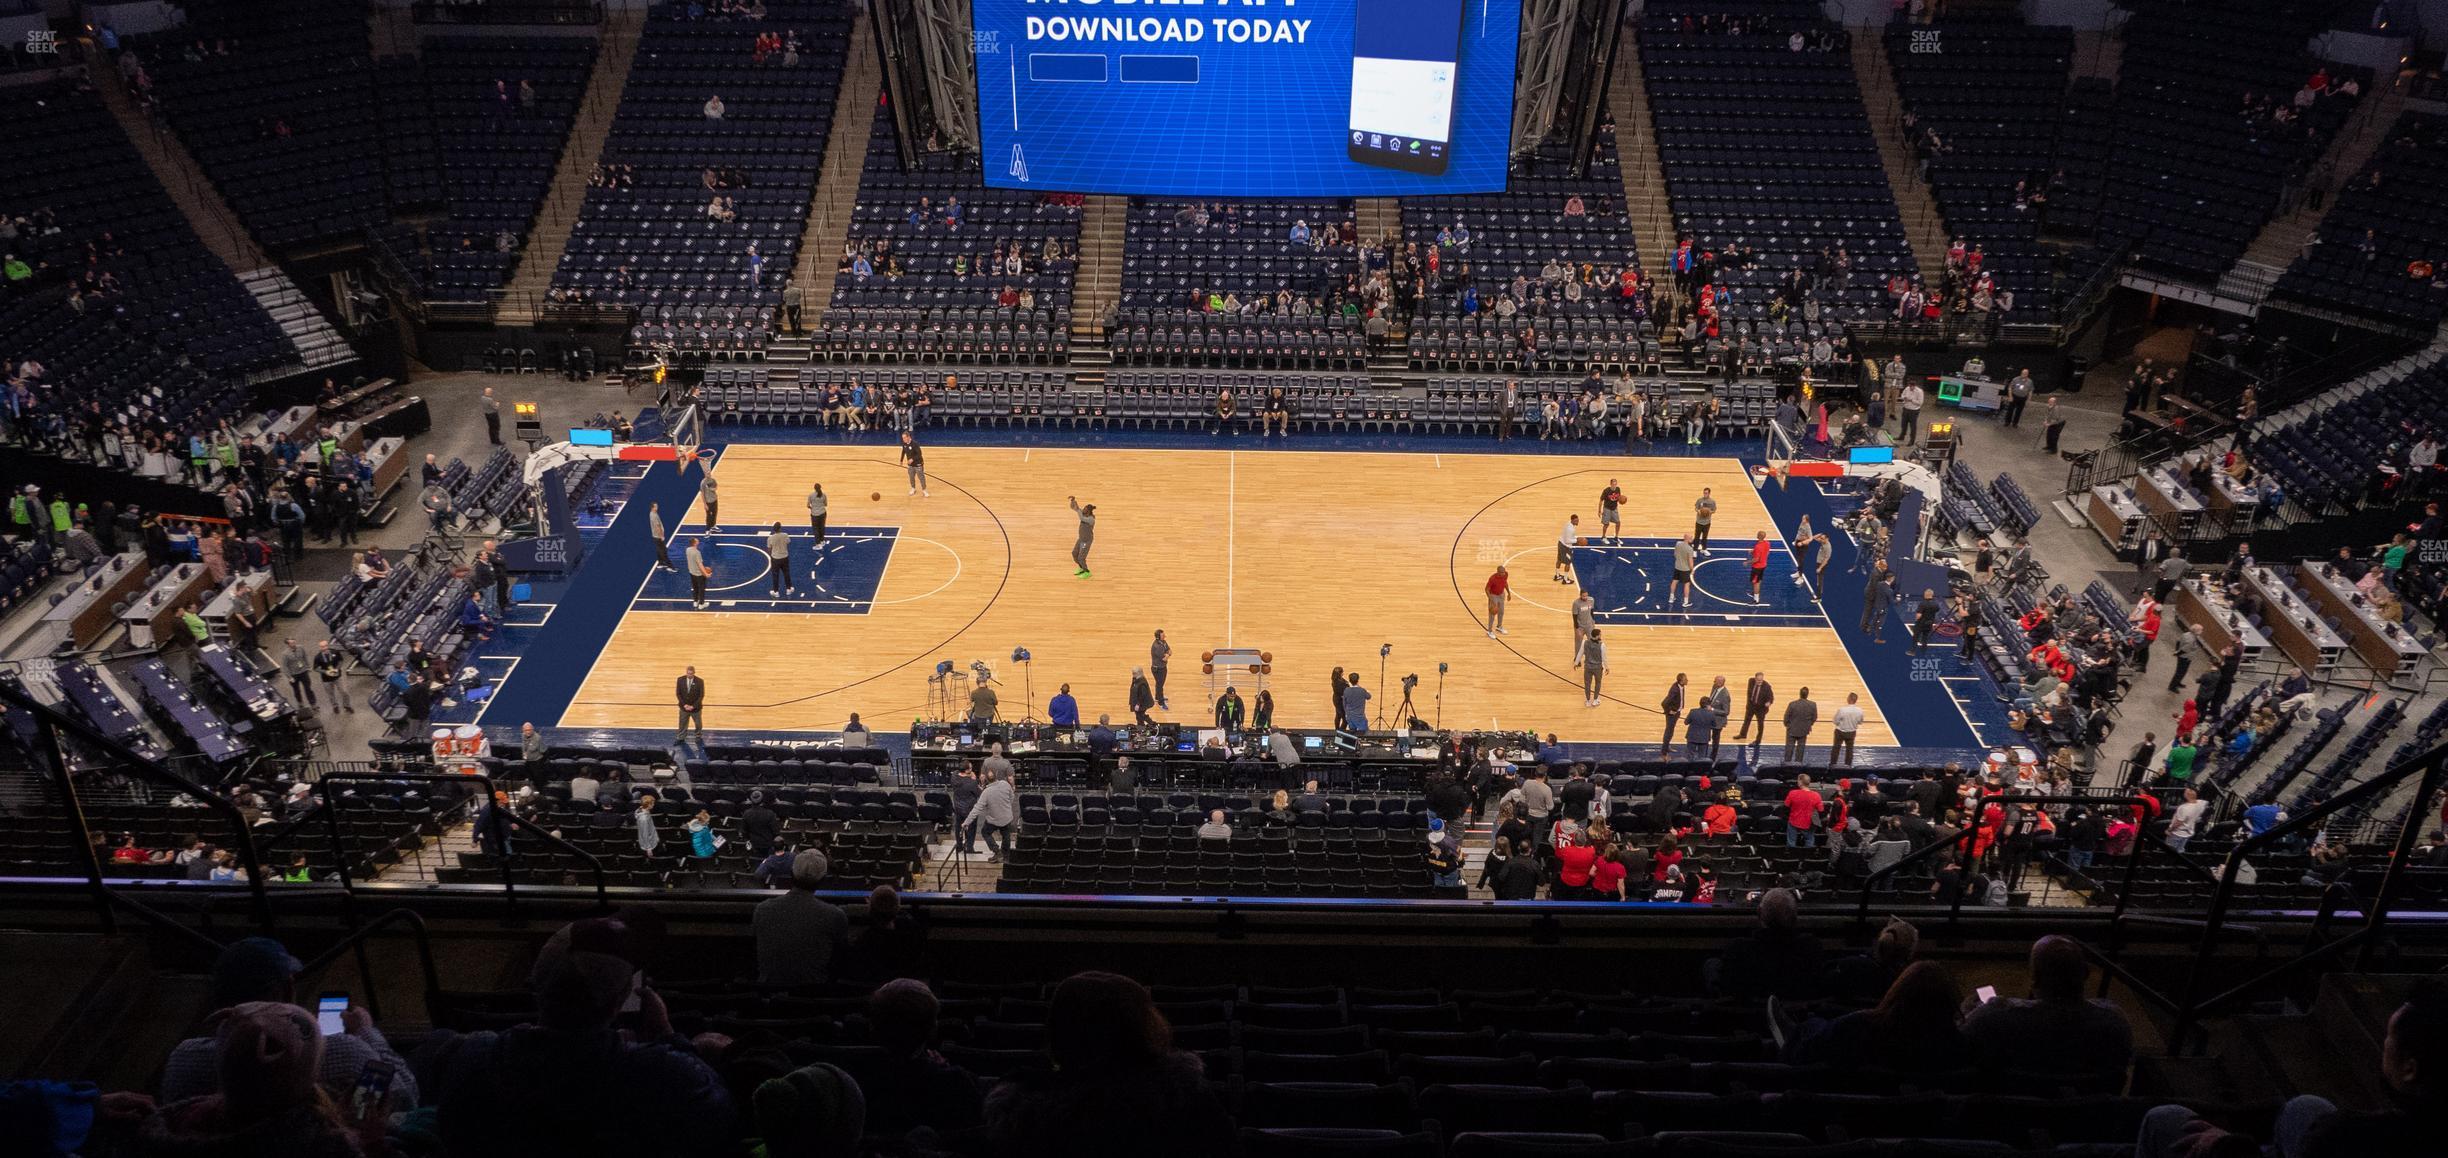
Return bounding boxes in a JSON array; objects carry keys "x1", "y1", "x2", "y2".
[{"x1": 1023, "y1": 0, "x2": 1313, "y2": 46}]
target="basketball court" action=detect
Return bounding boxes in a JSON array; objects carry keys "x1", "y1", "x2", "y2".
[{"x1": 520, "y1": 442, "x2": 1903, "y2": 746}]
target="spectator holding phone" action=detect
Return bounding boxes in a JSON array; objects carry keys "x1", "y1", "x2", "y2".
[{"x1": 159, "y1": 937, "x2": 418, "y2": 1112}]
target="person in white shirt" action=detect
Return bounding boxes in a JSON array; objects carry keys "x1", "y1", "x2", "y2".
[
  {"x1": 2167, "y1": 787, "x2": 2208, "y2": 852},
  {"x1": 703, "y1": 95, "x2": 725, "y2": 120},
  {"x1": 1554, "y1": 514, "x2": 1581, "y2": 586},
  {"x1": 1898, "y1": 382, "x2": 1926, "y2": 446},
  {"x1": 1829, "y1": 693, "x2": 1867, "y2": 766}
]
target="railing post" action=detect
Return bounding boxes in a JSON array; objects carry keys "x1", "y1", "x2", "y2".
[
  {"x1": 44, "y1": 716, "x2": 119, "y2": 936},
  {"x1": 319, "y1": 792, "x2": 386, "y2": 1020},
  {"x1": 2354, "y1": 757, "x2": 2445, "y2": 971}
]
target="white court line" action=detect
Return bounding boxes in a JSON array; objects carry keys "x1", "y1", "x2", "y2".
[
  {"x1": 1937, "y1": 675, "x2": 1993, "y2": 744},
  {"x1": 1226, "y1": 451, "x2": 1235, "y2": 646},
  {"x1": 473, "y1": 656, "x2": 524, "y2": 726}
]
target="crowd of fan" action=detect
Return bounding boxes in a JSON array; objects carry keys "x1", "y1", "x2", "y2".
[{"x1": 20, "y1": 899, "x2": 2442, "y2": 1158}]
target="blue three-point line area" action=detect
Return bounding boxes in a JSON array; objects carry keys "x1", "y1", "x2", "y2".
[{"x1": 633, "y1": 525, "x2": 900, "y2": 614}]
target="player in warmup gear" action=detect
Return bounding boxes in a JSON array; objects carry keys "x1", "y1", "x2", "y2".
[
  {"x1": 1554, "y1": 514, "x2": 1580, "y2": 585},
  {"x1": 1484, "y1": 565, "x2": 1510, "y2": 637},
  {"x1": 1671, "y1": 534, "x2": 1697, "y2": 608},
  {"x1": 1670, "y1": 534, "x2": 1697, "y2": 608},
  {"x1": 1068, "y1": 496, "x2": 1096, "y2": 577},
  {"x1": 1749, "y1": 531, "x2": 1772, "y2": 604},
  {"x1": 900, "y1": 433, "x2": 928, "y2": 497},
  {"x1": 1692, "y1": 487, "x2": 1717, "y2": 555},
  {"x1": 1597, "y1": 479, "x2": 1625, "y2": 543}
]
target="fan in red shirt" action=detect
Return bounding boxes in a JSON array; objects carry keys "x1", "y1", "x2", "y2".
[
  {"x1": 1783, "y1": 775, "x2": 1825, "y2": 845},
  {"x1": 1650, "y1": 834, "x2": 1685, "y2": 881},
  {"x1": 1590, "y1": 840, "x2": 1628, "y2": 900},
  {"x1": 1483, "y1": 565, "x2": 1511, "y2": 638},
  {"x1": 1555, "y1": 836, "x2": 1598, "y2": 899}
]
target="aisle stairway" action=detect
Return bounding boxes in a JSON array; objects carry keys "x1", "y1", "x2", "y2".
[
  {"x1": 2233, "y1": 80, "x2": 2409, "y2": 276},
  {"x1": 790, "y1": 11, "x2": 882, "y2": 332},
  {"x1": 1072, "y1": 195, "x2": 1128, "y2": 340},
  {"x1": 1608, "y1": 34, "x2": 1678, "y2": 286},
  {"x1": 240, "y1": 269, "x2": 357, "y2": 374},
  {"x1": 89, "y1": 42, "x2": 269, "y2": 276},
  {"x1": 498, "y1": 7, "x2": 645, "y2": 324},
  {"x1": 1849, "y1": 33, "x2": 1949, "y2": 288}
]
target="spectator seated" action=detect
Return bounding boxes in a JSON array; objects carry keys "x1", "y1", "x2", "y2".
[
  {"x1": 819, "y1": 105, "x2": 1079, "y2": 356},
  {"x1": 2092, "y1": 3, "x2": 2367, "y2": 281},
  {"x1": 2272, "y1": 112, "x2": 2448, "y2": 331},
  {"x1": 553, "y1": 2, "x2": 856, "y2": 357}
]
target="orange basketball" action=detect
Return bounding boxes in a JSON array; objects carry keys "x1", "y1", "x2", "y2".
[
  {"x1": 1258, "y1": 651, "x2": 1272, "y2": 663},
  {"x1": 1576, "y1": 536, "x2": 1588, "y2": 546},
  {"x1": 1201, "y1": 650, "x2": 1215, "y2": 663},
  {"x1": 870, "y1": 491, "x2": 881, "y2": 501}
]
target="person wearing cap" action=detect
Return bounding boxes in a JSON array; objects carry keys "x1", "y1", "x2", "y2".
[
  {"x1": 159, "y1": 936, "x2": 418, "y2": 1110},
  {"x1": 754, "y1": 849, "x2": 850, "y2": 987},
  {"x1": 1425, "y1": 819, "x2": 1463, "y2": 887},
  {"x1": 428, "y1": 916, "x2": 735, "y2": 1156},
  {"x1": 138, "y1": 1001, "x2": 376, "y2": 1155},
  {"x1": 739, "y1": 791, "x2": 781, "y2": 853}
]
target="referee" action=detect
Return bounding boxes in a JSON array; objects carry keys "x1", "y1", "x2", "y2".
[{"x1": 1068, "y1": 496, "x2": 1096, "y2": 577}]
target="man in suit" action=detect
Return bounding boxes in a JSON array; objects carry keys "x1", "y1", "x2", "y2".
[
  {"x1": 1685, "y1": 699, "x2": 1722, "y2": 761},
  {"x1": 1783, "y1": 688, "x2": 1818, "y2": 762},
  {"x1": 1736, "y1": 672, "x2": 1775, "y2": 741},
  {"x1": 1660, "y1": 673, "x2": 1688, "y2": 753},
  {"x1": 675, "y1": 666, "x2": 706, "y2": 742}
]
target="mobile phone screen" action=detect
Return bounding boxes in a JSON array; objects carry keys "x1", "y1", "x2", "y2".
[
  {"x1": 1348, "y1": 0, "x2": 1465, "y2": 175},
  {"x1": 1975, "y1": 985, "x2": 1998, "y2": 1004},
  {"x1": 317, "y1": 993, "x2": 349, "y2": 1036}
]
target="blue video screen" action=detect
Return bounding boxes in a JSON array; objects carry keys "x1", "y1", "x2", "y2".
[
  {"x1": 973, "y1": 0, "x2": 1521, "y2": 196},
  {"x1": 568, "y1": 428, "x2": 615, "y2": 447},
  {"x1": 1848, "y1": 446, "x2": 1896, "y2": 465}
]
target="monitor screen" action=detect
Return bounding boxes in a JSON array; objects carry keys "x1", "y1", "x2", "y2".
[
  {"x1": 971, "y1": 0, "x2": 1521, "y2": 196},
  {"x1": 1848, "y1": 446, "x2": 1896, "y2": 464},
  {"x1": 568, "y1": 428, "x2": 615, "y2": 447}
]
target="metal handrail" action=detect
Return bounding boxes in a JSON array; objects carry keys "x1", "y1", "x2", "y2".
[
  {"x1": 1851, "y1": 791, "x2": 2156, "y2": 930},
  {"x1": 311, "y1": 772, "x2": 612, "y2": 915},
  {"x1": 295, "y1": 907, "x2": 443, "y2": 1024},
  {"x1": 0, "y1": 678, "x2": 276, "y2": 932},
  {"x1": 2166, "y1": 737, "x2": 2448, "y2": 1050}
]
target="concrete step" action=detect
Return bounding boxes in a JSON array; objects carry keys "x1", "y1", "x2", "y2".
[
  {"x1": 1849, "y1": 35, "x2": 1949, "y2": 287},
  {"x1": 794, "y1": 10, "x2": 884, "y2": 330},
  {"x1": 1073, "y1": 195, "x2": 1130, "y2": 337},
  {"x1": 2225, "y1": 81, "x2": 2408, "y2": 296},
  {"x1": 1609, "y1": 37, "x2": 1678, "y2": 283},
  {"x1": 90, "y1": 43, "x2": 269, "y2": 275},
  {"x1": 499, "y1": 8, "x2": 646, "y2": 322}
]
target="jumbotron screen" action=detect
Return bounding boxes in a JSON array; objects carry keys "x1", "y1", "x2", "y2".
[{"x1": 973, "y1": 0, "x2": 1521, "y2": 196}]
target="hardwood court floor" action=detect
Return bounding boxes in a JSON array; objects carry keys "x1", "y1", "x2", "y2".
[{"x1": 556, "y1": 443, "x2": 1899, "y2": 745}]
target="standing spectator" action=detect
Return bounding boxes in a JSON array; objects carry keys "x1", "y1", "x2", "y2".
[
  {"x1": 1830, "y1": 693, "x2": 1865, "y2": 766},
  {"x1": 684, "y1": 537, "x2": 711, "y2": 609},
  {"x1": 967, "y1": 769, "x2": 1018, "y2": 861},
  {"x1": 277, "y1": 638, "x2": 316, "y2": 709},
  {"x1": 755, "y1": 850, "x2": 850, "y2": 986},
  {"x1": 1736, "y1": 671, "x2": 1774, "y2": 741},
  {"x1": 1785, "y1": 774, "x2": 1825, "y2": 848},
  {"x1": 311, "y1": 640, "x2": 351, "y2": 713},
  {"x1": 1783, "y1": 687, "x2": 1818, "y2": 762},
  {"x1": 2167, "y1": 787, "x2": 2208, "y2": 852},
  {"x1": 481, "y1": 387, "x2": 502, "y2": 444}
]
